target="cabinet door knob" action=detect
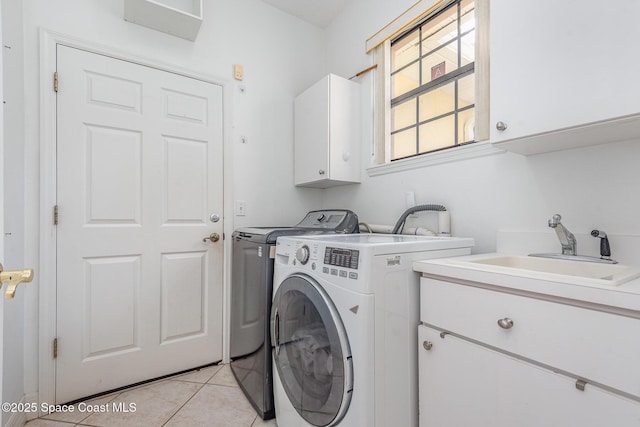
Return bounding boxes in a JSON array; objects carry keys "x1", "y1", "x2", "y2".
[
  {"x1": 423, "y1": 340, "x2": 433, "y2": 351},
  {"x1": 318, "y1": 169, "x2": 326, "y2": 175},
  {"x1": 496, "y1": 121, "x2": 508, "y2": 131},
  {"x1": 497, "y1": 317, "x2": 514, "y2": 329}
]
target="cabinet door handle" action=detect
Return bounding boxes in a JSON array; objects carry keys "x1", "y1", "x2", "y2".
[
  {"x1": 422, "y1": 340, "x2": 433, "y2": 351},
  {"x1": 497, "y1": 317, "x2": 514, "y2": 329},
  {"x1": 496, "y1": 121, "x2": 508, "y2": 131},
  {"x1": 318, "y1": 169, "x2": 326, "y2": 175}
]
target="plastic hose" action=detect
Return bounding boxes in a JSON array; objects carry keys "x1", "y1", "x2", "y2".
[{"x1": 391, "y1": 204, "x2": 448, "y2": 234}]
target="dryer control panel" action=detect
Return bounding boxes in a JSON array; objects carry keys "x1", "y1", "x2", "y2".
[{"x1": 295, "y1": 209, "x2": 359, "y2": 233}]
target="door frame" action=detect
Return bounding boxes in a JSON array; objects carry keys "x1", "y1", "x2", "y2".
[{"x1": 38, "y1": 29, "x2": 235, "y2": 412}]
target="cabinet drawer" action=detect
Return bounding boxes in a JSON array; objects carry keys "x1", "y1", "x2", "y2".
[
  {"x1": 418, "y1": 325, "x2": 640, "y2": 427},
  {"x1": 420, "y1": 278, "x2": 640, "y2": 398}
]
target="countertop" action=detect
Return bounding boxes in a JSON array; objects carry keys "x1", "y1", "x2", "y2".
[{"x1": 414, "y1": 253, "x2": 640, "y2": 314}]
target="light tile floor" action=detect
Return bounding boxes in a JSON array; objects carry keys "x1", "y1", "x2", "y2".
[{"x1": 26, "y1": 364, "x2": 277, "y2": 427}]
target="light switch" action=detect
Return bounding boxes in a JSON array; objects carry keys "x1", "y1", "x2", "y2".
[
  {"x1": 235, "y1": 200, "x2": 246, "y2": 216},
  {"x1": 234, "y1": 64, "x2": 243, "y2": 81}
]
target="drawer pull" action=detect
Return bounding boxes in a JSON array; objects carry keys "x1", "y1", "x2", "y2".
[
  {"x1": 497, "y1": 318, "x2": 514, "y2": 329},
  {"x1": 423, "y1": 341, "x2": 433, "y2": 351}
]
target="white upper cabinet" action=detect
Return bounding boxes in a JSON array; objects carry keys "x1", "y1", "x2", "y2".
[
  {"x1": 294, "y1": 74, "x2": 360, "y2": 188},
  {"x1": 490, "y1": 0, "x2": 640, "y2": 155},
  {"x1": 124, "y1": 0, "x2": 203, "y2": 41}
]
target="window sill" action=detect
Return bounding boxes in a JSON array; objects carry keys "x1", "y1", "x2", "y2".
[{"x1": 366, "y1": 141, "x2": 505, "y2": 177}]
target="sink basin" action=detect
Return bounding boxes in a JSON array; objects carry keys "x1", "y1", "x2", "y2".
[{"x1": 449, "y1": 255, "x2": 640, "y2": 286}]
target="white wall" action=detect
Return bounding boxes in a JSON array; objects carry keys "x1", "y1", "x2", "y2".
[
  {"x1": 2, "y1": 0, "x2": 26, "y2": 424},
  {"x1": 0, "y1": 2, "x2": 5, "y2": 422},
  {"x1": 5, "y1": 0, "x2": 640, "y2": 416},
  {"x1": 323, "y1": 0, "x2": 640, "y2": 260},
  {"x1": 7, "y1": 0, "x2": 328, "y2": 409}
]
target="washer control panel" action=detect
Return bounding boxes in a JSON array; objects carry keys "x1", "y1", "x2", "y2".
[{"x1": 324, "y1": 247, "x2": 360, "y2": 270}]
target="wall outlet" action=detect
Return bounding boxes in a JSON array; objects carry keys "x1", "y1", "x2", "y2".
[{"x1": 235, "y1": 200, "x2": 246, "y2": 216}]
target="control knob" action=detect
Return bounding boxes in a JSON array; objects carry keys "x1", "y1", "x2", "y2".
[{"x1": 296, "y1": 245, "x2": 310, "y2": 265}]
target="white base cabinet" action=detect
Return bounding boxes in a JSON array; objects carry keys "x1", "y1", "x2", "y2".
[
  {"x1": 418, "y1": 277, "x2": 640, "y2": 426},
  {"x1": 294, "y1": 74, "x2": 360, "y2": 188},
  {"x1": 418, "y1": 325, "x2": 640, "y2": 427}
]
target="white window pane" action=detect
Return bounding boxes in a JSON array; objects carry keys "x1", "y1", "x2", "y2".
[
  {"x1": 419, "y1": 82, "x2": 455, "y2": 122},
  {"x1": 422, "y1": 48, "x2": 458, "y2": 83},
  {"x1": 392, "y1": 30, "x2": 420, "y2": 71},
  {"x1": 461, "y1": 0, "x2": 475, "y2": 32},
  {"x1": 458, "y1": 74, "x2": 474, "y2": 108},
  {"x1": 458, "y1": 108, "x2": 475, "y2": 143},
  {"x1": 392, "y1": 128, "x2": 417, "y2": 159},
  {"x1": 461, "y1": 30, "x2": 475, "y2": 65},
  {"x1": 392, "y1": 99, "x2": 417, "y2": 131},
  {"x1": 421, "y1": 8, "x2": 458, "y2": 52},
  {"x1": 419, "y1": 115, "x2": 455, "y2": 153},
  {"x1": 392, "y1": 62, "x2": 419, "y2": 98}
]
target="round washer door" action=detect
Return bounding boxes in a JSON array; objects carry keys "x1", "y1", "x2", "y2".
[{"x1": 271, "y1": 274, "x2": 353, "y2": 427}]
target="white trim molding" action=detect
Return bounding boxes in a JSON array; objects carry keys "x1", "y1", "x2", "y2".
[
  {"x1": 366, "y1": 140, "x2": 504, "y2": 177},
  {"x1": 366, "y1": 0, "x2": 448, "y2": 53}
]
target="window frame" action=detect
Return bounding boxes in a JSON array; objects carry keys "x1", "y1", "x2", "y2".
[{"x1": 367, "y1": 0, "x2": 496, "y2": 175}]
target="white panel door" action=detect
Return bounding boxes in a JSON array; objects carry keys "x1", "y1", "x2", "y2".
[{"x1": 56, "y1": 45, "x2": 224, "y2": 403}]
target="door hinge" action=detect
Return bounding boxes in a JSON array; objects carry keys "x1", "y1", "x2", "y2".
[
  {"x1": 53, "y1": 72, "x2": 58, "y2": 92},
  {"x1": 53, "y1": 205, "x2": 59, "y2": 225},
  {"x1": 53, "y1": 338, "x2": 58, "y2": 359}
]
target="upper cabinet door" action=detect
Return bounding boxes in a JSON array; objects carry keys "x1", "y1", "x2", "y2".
[
  {"x1": 490, "y1": 0, "x2": 640, "y2": 154},
  {"x1": 294, "y1": 74, "x2": 360, "y2": 188},
  {"x1": 294, "y1": 75, "x2": 331, "y2": 186}
]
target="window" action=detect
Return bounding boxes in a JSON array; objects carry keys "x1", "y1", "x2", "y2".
[
  {"x1": 367, "y1": 0, "x2": 490, "y2": 169},
  {"x1": 391, "y1": 0, "x2": 476, "y2": 160}
]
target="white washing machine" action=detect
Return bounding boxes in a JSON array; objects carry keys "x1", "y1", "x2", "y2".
[{"x1": 270, "y1": 234, "x2": 474, "y2": 427}]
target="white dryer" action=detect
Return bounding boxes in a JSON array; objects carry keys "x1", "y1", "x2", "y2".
[{"x1": 270, "y1": 234, "x2": 474, "y2": 427}]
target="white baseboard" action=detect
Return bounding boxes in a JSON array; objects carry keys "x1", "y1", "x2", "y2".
[{"x1": 3, "y1": 393, "x2": 37, "y2": 427}]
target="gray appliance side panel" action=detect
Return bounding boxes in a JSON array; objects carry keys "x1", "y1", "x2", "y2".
[{"x1": 230, "y1": 238, "x2": 273, "y2": 358}]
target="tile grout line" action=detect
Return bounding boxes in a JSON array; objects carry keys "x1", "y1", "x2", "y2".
[
  {"x1": 160, "y1": 375, "x2": 214, "y2": 427},
  {"x1": 39, "y1": 392, "x2": 122, "y2": 426},
  {"x1": 75, "y1": 376, "x2": 210, "y2": 427}
]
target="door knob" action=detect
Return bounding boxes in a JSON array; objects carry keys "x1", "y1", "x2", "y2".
[
  {"x1": 202, "y1": 233, "x2": 220, "y2": 243},
  {"x1": 0, "y1": 263, "x2": 34, "y2": 299}
]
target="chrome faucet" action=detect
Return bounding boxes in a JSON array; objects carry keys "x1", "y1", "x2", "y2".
[
  {"x1": 548, "y1": 214, "x2": 576, "y2": 255},
  {"x1": 530, "y1": 215, "x2": 617, "y2": 264}
]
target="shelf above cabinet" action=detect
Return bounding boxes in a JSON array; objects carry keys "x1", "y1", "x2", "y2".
[
  {"x1": 124, "y1": 0, "x2": 203, "y2": 41},
  {"x1": 492, "y1": 113, "x2": 640, "y2": 156}
]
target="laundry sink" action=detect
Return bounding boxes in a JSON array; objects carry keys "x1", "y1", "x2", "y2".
[{"x1": 448, "y1": 254, "x2": 640, "y2": 286}]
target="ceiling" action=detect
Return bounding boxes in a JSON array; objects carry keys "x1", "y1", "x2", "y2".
[{"x1": 260, "y1": 0, "x2": 350, "y2": 28}]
